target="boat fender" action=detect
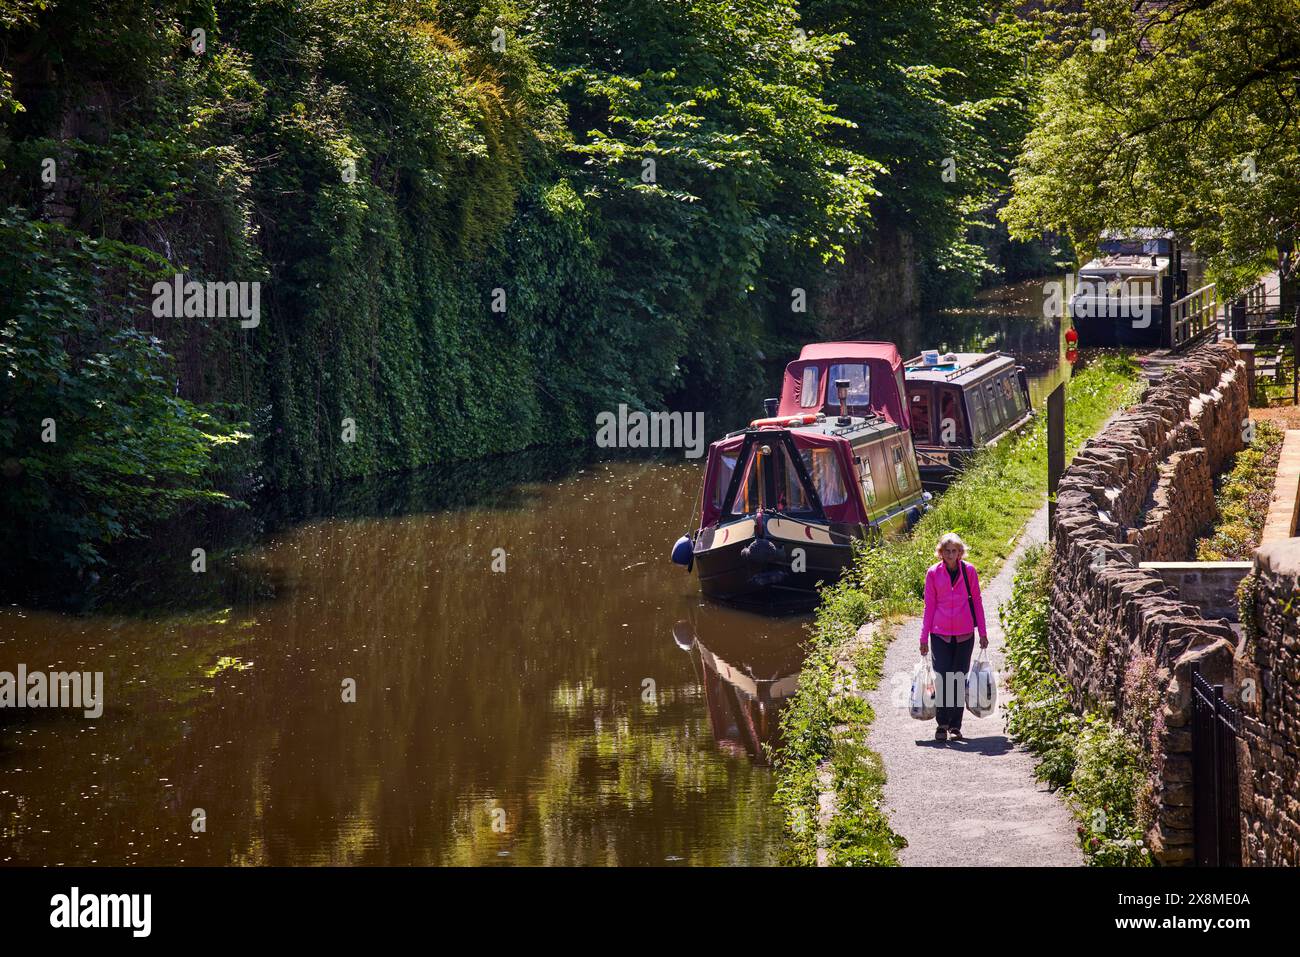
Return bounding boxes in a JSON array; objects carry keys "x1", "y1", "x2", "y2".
[
  {"x1": 905, "y1": 506, "x2": 921, "y2": 529},
  {"x1": 750, "y1": 569, "x2": 789, "y2": 588},
  {"x1": 671, "y1": 534, "x2": 693, "y2": 567},
  {"x1": 741, "y1": 538, "x2": 783, "y2": 566}
]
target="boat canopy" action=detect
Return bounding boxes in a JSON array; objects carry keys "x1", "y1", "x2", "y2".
[
  {"x1": 699, "y1": 428, "x2": 869, "y2": 528},
  {"x1": 776, "y1": 341, "x2": 909, "y2": 430}
]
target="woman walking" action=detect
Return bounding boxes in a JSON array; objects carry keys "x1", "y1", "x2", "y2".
[{"x1": 919, "y1": 533, "x2": 988, "y2": 742}]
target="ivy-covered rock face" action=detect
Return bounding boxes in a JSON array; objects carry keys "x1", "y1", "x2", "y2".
[{"x1": 1, "y1": 0, "x2": 1041, "y2": 587}]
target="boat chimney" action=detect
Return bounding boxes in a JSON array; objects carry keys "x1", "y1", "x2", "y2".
[
  {"x1": 835, "y1": 378, "x2": 851, "y2": 425},
  {"x1": 764, "y1": 397, "x2": 778, "y2": 417}
]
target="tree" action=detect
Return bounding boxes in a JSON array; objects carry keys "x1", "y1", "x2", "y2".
[{"x1": 1003, "y1": 0, "x2": 1300, "y2": 294}]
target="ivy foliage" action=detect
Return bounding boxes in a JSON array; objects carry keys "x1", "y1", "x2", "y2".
[
  {"x1": 0, "y1": 208, "x2": 247, "y2": 578},
  {"x1": 2, "y1": 1, "x2": 1048, "y2": 585}
]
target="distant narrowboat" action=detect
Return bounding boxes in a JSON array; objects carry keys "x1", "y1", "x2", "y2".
[
  {"x1": 903, "y1": 351, "x2": 1033, "y2": 488},
  {"x1": 1066, "y1": 228, "x2": 1189, "y2": 347},
  {"x1": 672, "y1": 342, "x2": 930, "y2": 608}
]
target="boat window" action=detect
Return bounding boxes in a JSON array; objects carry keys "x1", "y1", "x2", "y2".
[
  {"x1": 1010, "y1": 375, "x2": 1026, "y2": 415},
  {"x1": 860, "y1": 457, "x2": 877, "y2": 507},
  {"x1": 727, "y1": 451, "x2": 763, "y2": 516},
  {"x1": 799, "y1": 365, "x2": 820, "y2": 409},
  {"x1": 779, "y1": 448, "x2": 813, "y2": 513},
  {"x1": 711, "y1": 453, "x2": 738, "y2": 511},
  {"x1": 827, "y1": 363, "x2": 871, "y2": 414},
  {"x1": 999, "y1": 375, "x2": 1018, "y2": 419},
  {"x1": 892, "y1": 442, "x2": 910, "y2": 491},
  {"x1": 938, "y1": 389, "x2": 966, "y2": 445},
  {"x1": 970, "y1": 388, "x2": 987, "y2": 441},
  {"x1": 986, "y1": 381, "x2": 1005, "y2": 428},
  {"x1": 800, "y1": 448, "x2": 847, "y2": 506},
  {"x1": 1100, "y1": 238, "x2": 1169, "y2": 257},
  {"x1": 910, "y1": 389, "x2": 933, "y2": 442}
]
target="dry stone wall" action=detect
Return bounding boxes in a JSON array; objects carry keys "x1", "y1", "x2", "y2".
[
  {"x1": 1050, "y1": 341, "x2": 1248, "y2": 864},
  {"x1": 1239, "y1": 539, "x2": 1300, "y2": 866}
]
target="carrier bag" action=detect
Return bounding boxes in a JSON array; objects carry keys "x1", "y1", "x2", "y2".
[
  {"x1": 965, "y1": 648, "x2": 998, "y2": 718},
  {"x1": 910, "y1": 656, "x2": 937, "y2": 721}
]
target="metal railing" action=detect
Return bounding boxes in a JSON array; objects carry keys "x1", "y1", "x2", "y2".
[{"x1": 1191, "y1": 666, "x2": 1242, "y2": 867}]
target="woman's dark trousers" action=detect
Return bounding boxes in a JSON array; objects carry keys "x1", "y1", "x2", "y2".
[{"x1": 932, "y1": 637, "x2": 974, "y2": 731}]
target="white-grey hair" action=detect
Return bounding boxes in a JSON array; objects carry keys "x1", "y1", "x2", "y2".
[{"x1": 935, "y1": 532, "x2": 967, "y2": 559}]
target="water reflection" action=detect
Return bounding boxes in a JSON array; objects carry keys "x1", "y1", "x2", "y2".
[{"x1": 672, "y1": 615, "x2": 805, "y2": 765}]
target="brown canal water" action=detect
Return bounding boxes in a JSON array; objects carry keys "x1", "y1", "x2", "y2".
[
  {"x1": 0, "y1": 456, "x2": 799, "y2": 866},
  {"x1": 0, "y1": 279, "x2": 1073, "y2": 867}
]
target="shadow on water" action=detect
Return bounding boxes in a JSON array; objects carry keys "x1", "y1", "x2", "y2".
[{"x1": 86, "y1": 444, "x2": 602, "y2": 617}]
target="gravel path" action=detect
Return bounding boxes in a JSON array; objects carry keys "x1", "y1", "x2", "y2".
[{"x1": 866, "y1": 504, "x2": 1083, "y2": 866}]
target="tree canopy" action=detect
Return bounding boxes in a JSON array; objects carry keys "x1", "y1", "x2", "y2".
[{"x1": 1004, "y1": 0, "x2": 1300, "y2": 293}]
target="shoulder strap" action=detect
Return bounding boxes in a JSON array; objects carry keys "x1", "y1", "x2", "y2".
[{"x1": 960, "y1": 562, "x2": 977, "y2": 630}]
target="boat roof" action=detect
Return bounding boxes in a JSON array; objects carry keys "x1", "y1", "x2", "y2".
[
  {"x1": 797, "y1": 341, "x2": 904, "y2": 369},
  {"x1": 1079, "y1": 255, "x2": 1167, "y2": 275},
  {"x1": 778, "y1": 341, "x2": 908, "y2": 428},
  {"x1": 903, "y1": 352, "x2": 1017, "y2": 385},
  {"x1": 724, "y1": 413, "x2": 901, "y2": 444}
]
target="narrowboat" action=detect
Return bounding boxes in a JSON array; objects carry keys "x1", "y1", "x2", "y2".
[
  {"x1": 903, "y1": 351, "x2": 1033, "y2": 488},
  {"x1": 671, "y1": 342, "x2": 930, "y2": 609},
  {"x1": 1066, "y1": 228, "x2": 1189, "y2": 347}
]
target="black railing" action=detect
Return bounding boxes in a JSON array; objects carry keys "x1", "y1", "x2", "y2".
[{"x1": 1190, "y1": 666, "x2": 1242, "y2": 867}]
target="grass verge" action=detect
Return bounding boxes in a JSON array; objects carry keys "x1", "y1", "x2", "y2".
[
  {"x1": 1001, "y1": 545, "x2": 1154, "y2": 866},
  {"x1": 771, "y1": 353, "x2": 1143, "y2": 866}
]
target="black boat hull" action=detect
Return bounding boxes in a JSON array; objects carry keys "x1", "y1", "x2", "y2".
[{"x1": 693, "y1": 517, "x2": 859, "y2": 609}]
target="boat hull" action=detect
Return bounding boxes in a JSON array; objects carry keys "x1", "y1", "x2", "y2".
[
  {"x1": 1070, "y1": 304, "x2": 1168, "y2": 347},
  {"x1": 693, "y1": 517, "x2": 859, "y2": 609}
]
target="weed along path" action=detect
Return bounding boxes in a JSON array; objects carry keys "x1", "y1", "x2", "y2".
[{"x1": 866, "y1": 504, "x2": 1082, "y2": 866}]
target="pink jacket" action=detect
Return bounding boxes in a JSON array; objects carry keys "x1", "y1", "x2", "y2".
[{"x1": 921, "y1": 560, "x2": 988, "y2": 642}]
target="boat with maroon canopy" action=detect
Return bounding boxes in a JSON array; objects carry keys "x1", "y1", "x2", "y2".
[{"x1": 674, "y1": 342, "x2": 930, "y2": 608}]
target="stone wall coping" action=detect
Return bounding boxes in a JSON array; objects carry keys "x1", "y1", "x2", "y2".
[
  {"x1": 1261, "y1": 430, "x2": 1300, "y2": 543},
  {"x1": 1255, "y1": 537, "x2": 1300, "y2": 577},
  {"x1": 1139, "y1": 561, "x2": 1254, "y2": 571}
]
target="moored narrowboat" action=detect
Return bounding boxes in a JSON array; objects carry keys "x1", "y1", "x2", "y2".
[
  {"x1": 672, "y1": 342, "x2": 931, "y2": 609},
  {"x1": 903, "y1": 351, "x2": 1033, "y2": 488},
  {"x1": 1066, "y1": 228, "x2": 1188, "y2": 347}
]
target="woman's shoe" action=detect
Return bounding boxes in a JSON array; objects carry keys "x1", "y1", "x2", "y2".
[
  {"x1": 948, "y1": 729, "x2": 965, "y2": 742},
  {"x1": 934, "y1": 727, "x2": 948, "y2": 741}
]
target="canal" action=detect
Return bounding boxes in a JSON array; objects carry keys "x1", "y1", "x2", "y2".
[{"x1": 0, "y1": 279, "x2": 1075, "y2": 866}]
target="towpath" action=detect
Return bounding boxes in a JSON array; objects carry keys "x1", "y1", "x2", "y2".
[{"x1": 864, "y1": 503, "x2": 1083, "y2": 866}]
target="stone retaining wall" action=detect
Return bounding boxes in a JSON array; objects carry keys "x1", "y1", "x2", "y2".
[
  {"x1": 1140, "y1": 561, "x2": 1253, "y2": 622},
  {"x1": 1239, "y1": 539, "x2": 1300, "y2": 866},
  {"x1": 1050, "y1": 341, "x2": 1248, "y2": 864}
]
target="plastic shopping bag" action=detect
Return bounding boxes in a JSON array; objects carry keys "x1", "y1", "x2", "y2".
[
  {"x1": 910, "y1": 657, "x2": 936, "y2": 721},
  {"x1": 965, "y1": 648, "x2": 998, "y2": 718}
]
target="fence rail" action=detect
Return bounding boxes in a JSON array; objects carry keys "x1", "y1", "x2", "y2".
[{"x1": 1169, "y1": 283, "x2": 1218, "y2": 351}]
